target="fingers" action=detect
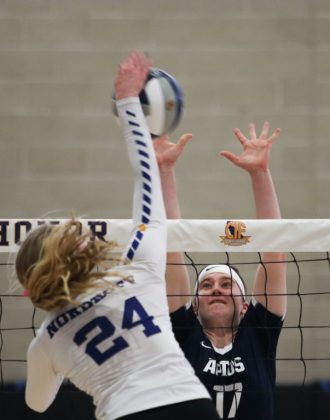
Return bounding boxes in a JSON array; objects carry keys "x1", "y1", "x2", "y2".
[
  {"x1": 154, "y1": 132, "x2": 192, "y2": 148},
  {"x1": 268, "y1": 127, "x2": 281, "y2": 144},
  {"x1": 234, "y1": 125, "x2": 260, "y2": 146},
  {"x1": 235, "y1": 122, "x2": 281, "y2": 144},
  {"x1": 259, "y1": 121, "x2": 281, "y2": 143},
  {"x1": 259, "y1": 121, "x2": 270, "y2": 139},
  {"x1": 178, "y1": 133, "x2": 193, "y2": 149},
  {"x1": 130, "y1": 51, "x2": 152, "y2": 75},
  {"x1": 153, "y1": 133, "x2": 192, "y2": 155},
  {"x1": 249, "y1": 123, "x2": 257, "y2": 140},
  {"x1": 233, "y1": 128, "x2": 248, "y2": 146},
  {"x1": 115, "y1": 51, "x2": 152, "y2": 100},
  {"x1": 219, "y1": 150, "x2": 239, "y2": 165},
  {"x1": 121, "y1": 51, "x2": 151, "y2": 79},
  {"x1": 124, "y1": 51, "x2": 151, "y2": 68}
]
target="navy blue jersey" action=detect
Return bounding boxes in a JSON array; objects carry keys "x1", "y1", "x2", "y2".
[{"x1": 170, "y1": 301, "x2": 283, "y2": 420}]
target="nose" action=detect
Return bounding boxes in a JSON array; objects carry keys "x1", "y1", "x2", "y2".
[{"x1": 211, "y1": 284, "x2": 222, "y2": 295}]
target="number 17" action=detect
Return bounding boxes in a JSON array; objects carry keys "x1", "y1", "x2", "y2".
[{"x1": 214, "y1": 382, "x2": 243, "y2": 418}]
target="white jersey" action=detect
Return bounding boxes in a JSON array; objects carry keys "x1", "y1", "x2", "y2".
[{"x1": 25, "y1": 97, "x2": 210, "y2": 419}]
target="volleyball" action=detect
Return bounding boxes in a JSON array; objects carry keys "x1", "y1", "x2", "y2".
[{"x1": 114, "y1": 67, "x2": 184, "y2": 138}]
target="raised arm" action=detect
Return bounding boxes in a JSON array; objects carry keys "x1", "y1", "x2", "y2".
[
  {"x1": 220, "y1": 122, "x2": 287, "y2": 317},
  {"x1": 153, "y1": 133, "x2": 192, "y2": 312},
  {"x1": 24, "y1": 52, "x2": 155, "y2": 413},
  {"x1": 115, "y1": 53, "x2": 167, "y2": 272}
]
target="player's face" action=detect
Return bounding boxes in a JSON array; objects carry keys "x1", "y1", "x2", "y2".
[{"x1": 195, "y1": 273, "x2": 247, "y2": 327}]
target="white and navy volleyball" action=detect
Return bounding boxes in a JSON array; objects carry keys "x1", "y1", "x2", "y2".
[
  {"x1": 139, "y1": 68, "x2": 184, "y2": 138},
  {"x1": 114, "y1": 67, "x2": 184, "y2": 138}
]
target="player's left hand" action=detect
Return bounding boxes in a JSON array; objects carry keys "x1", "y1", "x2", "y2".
[{"x1": 219, "y1": 121, "x2": 281, "y2": 173}]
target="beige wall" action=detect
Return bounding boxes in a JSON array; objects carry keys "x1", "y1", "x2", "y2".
[{"x1": 1, "y1": 0, "x2": 330, "y2": 384}]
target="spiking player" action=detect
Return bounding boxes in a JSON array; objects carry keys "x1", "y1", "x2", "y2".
[
  {"x1": 15, "y1": 52, "x2": 220, "y2": 420},
  {"x1": 153, "y1": 123, "x2": 287, "y2": 420}
]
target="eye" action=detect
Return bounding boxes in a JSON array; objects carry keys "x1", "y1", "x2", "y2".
[
  {"x1": 201, "y1": 282, "x2": 212, "y2": 289},
  {"x1": 222, "y1": 281, "x2": 232, "y2": 289}
]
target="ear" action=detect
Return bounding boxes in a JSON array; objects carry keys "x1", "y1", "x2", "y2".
[
  {"x1": 192, "y1": 298, "x2": 198, "y2": 315},
  {"x1": 240, "y1": 301, "x2": 249, "y2": 316}
]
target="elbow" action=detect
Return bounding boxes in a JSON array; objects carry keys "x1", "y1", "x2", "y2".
[
  {"x1": 26, "y1": 395, "x2": 51, "y2": 413},
  {"x1": 26, "y1": 402, "x2": 48, "y2": 413}
]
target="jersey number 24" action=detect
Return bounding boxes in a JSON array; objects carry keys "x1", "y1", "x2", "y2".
[{"x1": 73, "y1": 296, "x2": 161, "y2": 365}]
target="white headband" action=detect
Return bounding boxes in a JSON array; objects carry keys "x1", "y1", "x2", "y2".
[{"x1": 194, "y1": 264, "x2": 246, "y2": 299}]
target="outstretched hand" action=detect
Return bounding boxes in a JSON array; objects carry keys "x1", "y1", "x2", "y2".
[
  {"x1": 220, "y1": 122, "x2": 281, "y2": 173},
  {"x1": 114, "y1": 51, "x2": 152, "y2": 100},
  {"x1": 153, "y1": 133, "x2": 193, "y2": 171}
]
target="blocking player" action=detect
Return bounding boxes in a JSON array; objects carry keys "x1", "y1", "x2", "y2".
[{"x1": 153, "y1": 123, "x2": 287, "y2": 420}]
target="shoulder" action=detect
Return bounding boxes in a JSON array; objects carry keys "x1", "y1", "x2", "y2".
[
  {"x1": 170, "y1": 302, "x2": 197, "y2": 325},
  {"x1": 239, "y1": 299, "x2": 284, "y2": 354},
  {"x1": 170, "y1": 303, "x2": 202, "y2": 347},
  {"x1": 242, "y1": 298, "x2": 284, "y2": 328}
]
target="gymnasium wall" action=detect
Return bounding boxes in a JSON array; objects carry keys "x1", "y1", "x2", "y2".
[
  {"x1": 2, "y1": 0, "x2": 330, "y2": 221},
  {"x1": 0, "y1": 0, "x2": 330, "y2": 406}
]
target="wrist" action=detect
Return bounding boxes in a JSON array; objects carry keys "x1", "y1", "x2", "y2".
[
  {"x1": 248, "y1": 166, "x2": 270, "y2": 178},
  {"x1": 116, "y1": 92, "x2": 139, "y2": 100},
  {"x1": 116, "y1": 97, "x2": 140, "y2": 107},
  {"x1": 159, "y1": 165, "x2": 176, "y2": 175}
]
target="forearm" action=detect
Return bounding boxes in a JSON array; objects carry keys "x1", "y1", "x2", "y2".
[
  {"x1": 159, "y1": 166, "x2": 185, "y2": 267},
  {"x1": 116, "y1": 97, "x2": 165, "y2": 224},
  {"x1": 26, "y1": 342, "x2": 63, "y2": 412},
  {"x1": 159, "y1": 167, "x2": 191, "y2": 311},
  {"x1": 159, "y1": 167, "x2": 182, "y2": 219},
  {"x1": 250, "y1": 168, "x2": 287, "y2": 316},
  {"x1": 250, "y1": 168, "x2": 285, "y2": 261},
  {"x1": 250, "y1": 168, "x2": 281, "y2": 220},
  {"x1": 116, "y1": 97, "x2": 166, "y2": 266}
]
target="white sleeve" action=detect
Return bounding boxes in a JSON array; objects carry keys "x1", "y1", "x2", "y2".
[
  {"x1": 25, "y1": 339, "x2": 64, "y2": 412},
  {"x1": 116, "y1": 97, "x2": 167, "y2": 274}
]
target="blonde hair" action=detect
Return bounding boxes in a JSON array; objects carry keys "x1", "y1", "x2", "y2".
[{"x1": 15, "y1": 219, "x2": 129, "y2": 311}]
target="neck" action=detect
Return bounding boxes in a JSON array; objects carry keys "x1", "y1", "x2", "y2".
[{"x1": 203, "y1": 325, "x2": 238, "y2": 348}]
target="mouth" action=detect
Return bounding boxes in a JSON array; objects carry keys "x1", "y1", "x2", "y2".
[{"x1": 209, "y1": 298, "x2": 227, "y2": 305}]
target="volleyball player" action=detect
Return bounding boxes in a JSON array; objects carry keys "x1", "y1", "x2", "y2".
[
  {"x1": 15, "y1": 52, "x2": 220, "y2": 420},
  {"x1": 153, "y1": 123, "x2": 287, "y2": 420}
]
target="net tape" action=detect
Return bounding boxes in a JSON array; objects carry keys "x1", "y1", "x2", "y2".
[{"x1": 1, "y1": 219, "x2": 330, "y2": 253}]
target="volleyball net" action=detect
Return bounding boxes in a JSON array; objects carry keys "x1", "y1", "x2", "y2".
[{"x1": 0, "y1": 218, "x2": 330, "y2": 413}]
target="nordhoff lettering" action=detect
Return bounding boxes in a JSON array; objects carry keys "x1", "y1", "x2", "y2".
[
  {"x1": 46, "y1": 291, "x2": 107, "y2": 339},
  {"x1": 203, "y1": 357, "x2": 245, "y2": 377}
]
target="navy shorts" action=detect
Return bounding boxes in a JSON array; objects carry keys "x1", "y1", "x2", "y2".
[{"x1": 117, "y1": 398, "x2": 220, "y2": 420}]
